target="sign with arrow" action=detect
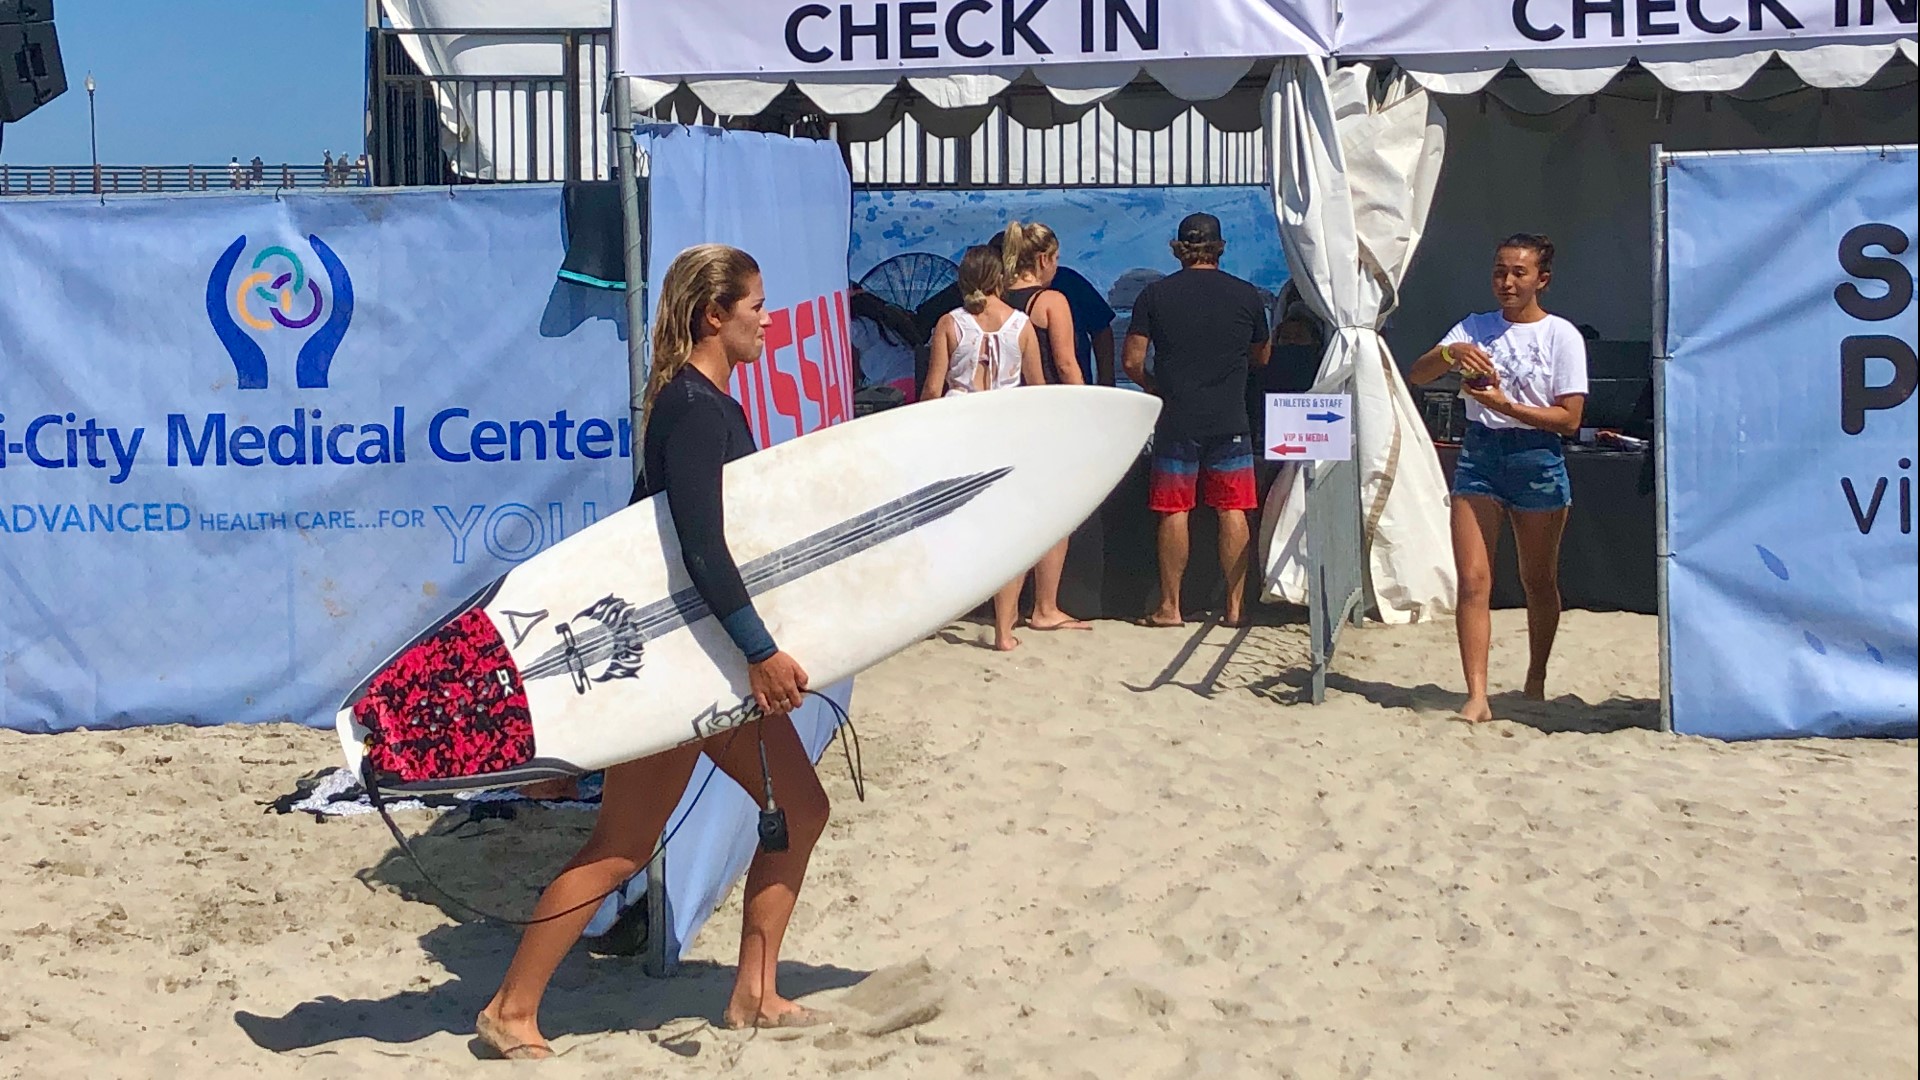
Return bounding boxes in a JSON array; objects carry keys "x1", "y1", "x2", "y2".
[{"x1": 1264, "y1": 393, "x2": 1353, "y2": 462}]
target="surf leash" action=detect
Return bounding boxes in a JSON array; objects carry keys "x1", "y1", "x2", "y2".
[{"x1": 357, "y1": 689, "x2": 862, "y2": 928}]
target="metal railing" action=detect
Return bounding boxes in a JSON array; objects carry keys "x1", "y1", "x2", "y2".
[
  {"x1": 1304, "y1": 366, "x2": 1366, "y2": 704},
  {"x1": 367, "y1": 26, "x2": 613, "y2": 187},
  {"x1": 366, "y1": 24, "x2": 1263, "y2": 191},
  {"x1": 847, "y1": 95, "x2": 1269, "y2": 188},
  {"x1": 0, "y1": 162, "x2": 369, "y2": 197}
]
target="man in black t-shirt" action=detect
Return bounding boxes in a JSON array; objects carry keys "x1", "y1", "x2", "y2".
[{"x1": 1123, "y1": 213, "x2": 1271, "y2": 628}]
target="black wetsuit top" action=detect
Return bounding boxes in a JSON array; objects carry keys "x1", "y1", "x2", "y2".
[
  {"x1": 1003, "y1": 286, "x2": 1060, "y2": 384},
  {"x1": 628, "y1": 365, "x2": 777, "y2": 663}
]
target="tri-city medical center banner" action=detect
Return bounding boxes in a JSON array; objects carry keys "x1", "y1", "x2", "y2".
[{"x1": 0, "y1": 186, "x2": 632, "y2": 734}]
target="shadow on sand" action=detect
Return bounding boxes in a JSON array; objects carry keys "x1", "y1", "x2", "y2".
[
  {"x1": 1249, "y1": 667, "x2": 1661, "y2": 735},
  {"x1": 234, "y1": 813, "x2": 867, "y2": 1058}
]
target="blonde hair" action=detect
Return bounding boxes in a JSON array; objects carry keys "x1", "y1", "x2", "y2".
[
  {"x1": 643, "y1": 244, "x2": 760, "y2": 431},
  {"x1": 956, "y1": 245, "x2": 1008, "y2": 315},
  {"x1": 1000, "y1": 220, "x2": 1059, "y2": 278}
]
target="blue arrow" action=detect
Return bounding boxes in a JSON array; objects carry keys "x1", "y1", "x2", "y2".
[{"x1": 1307, "y1": 411, "x2": 1344, "y2": 423}]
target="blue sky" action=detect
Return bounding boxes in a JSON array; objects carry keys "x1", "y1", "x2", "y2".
[{"x1": 1, "y1": 3, "x2": 366, "y2": 165}]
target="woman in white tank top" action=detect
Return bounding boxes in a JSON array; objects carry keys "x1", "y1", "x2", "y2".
[
  {"x1": 921, "y1": 245, "x2": 1046, "y2": 650},
  {"x1": 923, "y1": 252, "x2": 1044, "y2": 399}
]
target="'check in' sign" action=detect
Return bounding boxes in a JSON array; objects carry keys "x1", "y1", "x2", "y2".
[{"x1": 1264, "y1": 394, "x2": 1353, "y2": 461}]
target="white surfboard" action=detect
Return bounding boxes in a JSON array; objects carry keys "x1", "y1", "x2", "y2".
[{"x1": 335, "y1": 384, "x2": 1159, "y2": 795}]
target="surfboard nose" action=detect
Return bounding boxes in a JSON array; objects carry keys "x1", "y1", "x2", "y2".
[
  {"x1": 336, "y1": 707, "x2": 369, "y2": 779},
  {"x1": 1025, "y1": 383, "x2": 1161, "y2": 442}
]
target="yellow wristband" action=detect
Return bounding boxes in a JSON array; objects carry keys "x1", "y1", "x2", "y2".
[{"x1": 1440, "y1": 345, "x2": 1457, "y2": 369}]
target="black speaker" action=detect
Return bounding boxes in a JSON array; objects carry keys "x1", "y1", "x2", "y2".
[{"x1": 1, "y1": 0, "x2": 64, "y2": 124}]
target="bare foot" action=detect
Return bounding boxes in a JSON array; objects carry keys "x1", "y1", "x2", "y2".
[
  {"x1": 1454, "y1": 696, "x2": 1495, "y2": 724},
  {"x1": 1135, "y1": 611, "x2": 1184, "y2": 629},
  {"x1": 993, "y1": 633, "x2": 1021, "y2": 653},
  {"x1": 724, "y1": 994, "x2": 834, "y2": 1030},
  {"x1": 518, "y1": 777, "x2": 580, "y2": 801},
  {"x1": 1219, "y1": 610, "x2": 1247, "y2": 629},
  {"x1": 476, "y1": 1009, "x2": 552, "y2": 1060},
  {"x1": 1523, "y1": 674, "x2": 1547, "y2": 701},
  {"x1": 1026, "y1": 610, "x2": 1092, "y2": 632}
]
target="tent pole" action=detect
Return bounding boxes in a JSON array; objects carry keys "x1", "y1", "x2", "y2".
[
  {"x1": 614, "y1": 72, "x2": 676, "y2": 977},
  {"x1": 1650, "y1": 142, "x2": 1674, "y2": 737}
]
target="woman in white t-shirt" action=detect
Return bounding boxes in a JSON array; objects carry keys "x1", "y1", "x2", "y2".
[
  {"x1": 922, "y1": 245, "x2": 1047, "y2": 651},
  {"x1": 1410, "y1": 233, "x2": 1589, "y2": 724}
]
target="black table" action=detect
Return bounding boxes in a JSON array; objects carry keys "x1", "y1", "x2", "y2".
[
  {"x1": 993, "y1": 445, "x2": 1653, "y2": 623},
  {"x1": 1435, "y1": 443, "x2": 1657, "y2": 615}
]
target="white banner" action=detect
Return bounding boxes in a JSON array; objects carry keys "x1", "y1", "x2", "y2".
[
  {"x1": 1340, "y1": 0, "x2": 1914, "y2": 57},
  {"x1": 1264, "y1": 393, "x2": 1353, "y2": 461},
  {"x1": 616, "y1": 0, "x2": 1331, "y2": 80}
]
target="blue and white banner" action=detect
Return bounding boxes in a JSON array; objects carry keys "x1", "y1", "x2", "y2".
[
  {"x1": 1663, "y1": 145, "x2": 1918, "y2": 740},
  {"x1": 0, "y1": 187, "x2": 631, "y2": 733},
  {"x1": 617, "y1": 0, "x2": 1331, "y2": 81},
  {"x1": 589, "y1": 127, "x2": 857, "y2": 956},
  {"x1": 1340, "y1": 0, "x2": 1914, "y2": 57}
]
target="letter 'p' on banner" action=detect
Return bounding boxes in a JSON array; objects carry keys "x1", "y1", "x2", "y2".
[{"x1": 1661, "y1": 145, "x2": 1918, "y2": 740}]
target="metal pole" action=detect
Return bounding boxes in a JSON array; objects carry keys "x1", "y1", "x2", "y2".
[
  {"x1": 613, "y1": 71, "x2": 675, "y2": 978},
  {"x1": 1650, "y1": 143, "x2": 1674, "y2": 736},
  {"x1": 563, "y1": 32, "x2": 582, "y2": 182},
  {"x1": 86, "y1": 76, "x2": 99, "y2": 194}
]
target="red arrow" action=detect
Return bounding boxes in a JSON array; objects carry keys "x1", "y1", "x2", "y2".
[{"x1": 1269, "y1": 444, "x2": 1306, "y2": 456}]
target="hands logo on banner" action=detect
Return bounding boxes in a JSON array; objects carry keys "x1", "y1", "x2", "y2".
[{"x1": 205, "y1": 234, "x2": 355, "y2": 390}]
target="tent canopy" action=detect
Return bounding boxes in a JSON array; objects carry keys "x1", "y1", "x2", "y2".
[
  {"x1": 1336, "y1": 0, "x2": 1915, "y2": 96},
  {"x1": 613, "y1": 0, "x2": 1911, "y2": 109},
  {"x1": 599, "y1": 0, "x2": 1911, "y2": 628},
  {"x1": 618, "y1": 0, "x2": 1332, "y2": 114}
]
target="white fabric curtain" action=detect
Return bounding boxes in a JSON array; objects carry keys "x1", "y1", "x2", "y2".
[{"x1": 1260, "y1": 60, "x2": 1455, "y2": 624}]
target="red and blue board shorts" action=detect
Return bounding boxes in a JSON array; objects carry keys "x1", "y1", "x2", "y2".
[{"x1": 1149, "y1": 433, "x2": 1259, "y2": 513}]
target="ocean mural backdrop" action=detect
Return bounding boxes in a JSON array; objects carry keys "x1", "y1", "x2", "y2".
[{"x1": 851, "y1": 185, "x2": 1291, "y2": 321}]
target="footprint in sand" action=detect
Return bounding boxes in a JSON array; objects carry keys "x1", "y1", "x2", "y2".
[{"x1": 801, "y1": 956, "x2": 949, "y2": 1038}]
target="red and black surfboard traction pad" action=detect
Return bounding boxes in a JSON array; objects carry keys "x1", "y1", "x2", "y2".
[{"x1": 352, "y1": 609, "x2": 535, "y2": 784}]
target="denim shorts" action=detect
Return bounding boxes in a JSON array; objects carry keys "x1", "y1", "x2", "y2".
[{"x1": 1451, "y1": 423, "x2": 1571, "y2": 511}]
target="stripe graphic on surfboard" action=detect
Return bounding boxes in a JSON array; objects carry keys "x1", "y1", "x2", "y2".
[
  {"x1": 351, "y1": 467, "x2": 1010, "y2": 786},
  {"x1": 515, "y1": 467, "x2": 1012, "y2": 694}
]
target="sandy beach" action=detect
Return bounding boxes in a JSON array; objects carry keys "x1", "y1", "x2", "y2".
[{"x1": 1, "y1": 610, "x2": 1914, "y2": 1078}]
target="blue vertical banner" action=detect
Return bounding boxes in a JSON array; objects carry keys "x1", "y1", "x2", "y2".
[
  {"x1": 0, "y1": 187, "x2": 631, "y2": 733},
  {"x1": 1663, "y1": 146, "x2": 1918, "y2": 740},
  {"x1": 586, "y1": 127, "x2": 856, "y2": 955},
  {"x1": 644, "y1": 125, "x2": 858, "y2": 443}
]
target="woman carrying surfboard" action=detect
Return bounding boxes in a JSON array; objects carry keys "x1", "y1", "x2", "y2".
[
  {"x1": 1001, "y1": 221, "x2": 1093, "y2": 635},
  {"x1": 922, "y1": 245, "x2": 1049, "y2": 651},
  {"x1": 477, "y1": 244, "x2": 832, "y2": 1058}
]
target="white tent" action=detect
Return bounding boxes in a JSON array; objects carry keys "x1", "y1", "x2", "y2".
[
  {"x1": 382, "y1": 0, "x2": 1916, "y2": 624},
  {"x1": 609, "y1": 0, "x2": 1913, "y2": 626},
  {"x1": 377, "y1": 0, "x2": 614, "y2": 181},
  {"x1": 1261, "y1": 5, "x2": 1916, "y2": 620}
]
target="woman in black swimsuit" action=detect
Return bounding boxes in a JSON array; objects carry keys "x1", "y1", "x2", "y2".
[
  {"x1": 477, "y1": 245, "x2": 830, "y2": 1058},
  {"x1": 999, "y1": 221, "x2": 1092, "y2": 633}
]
